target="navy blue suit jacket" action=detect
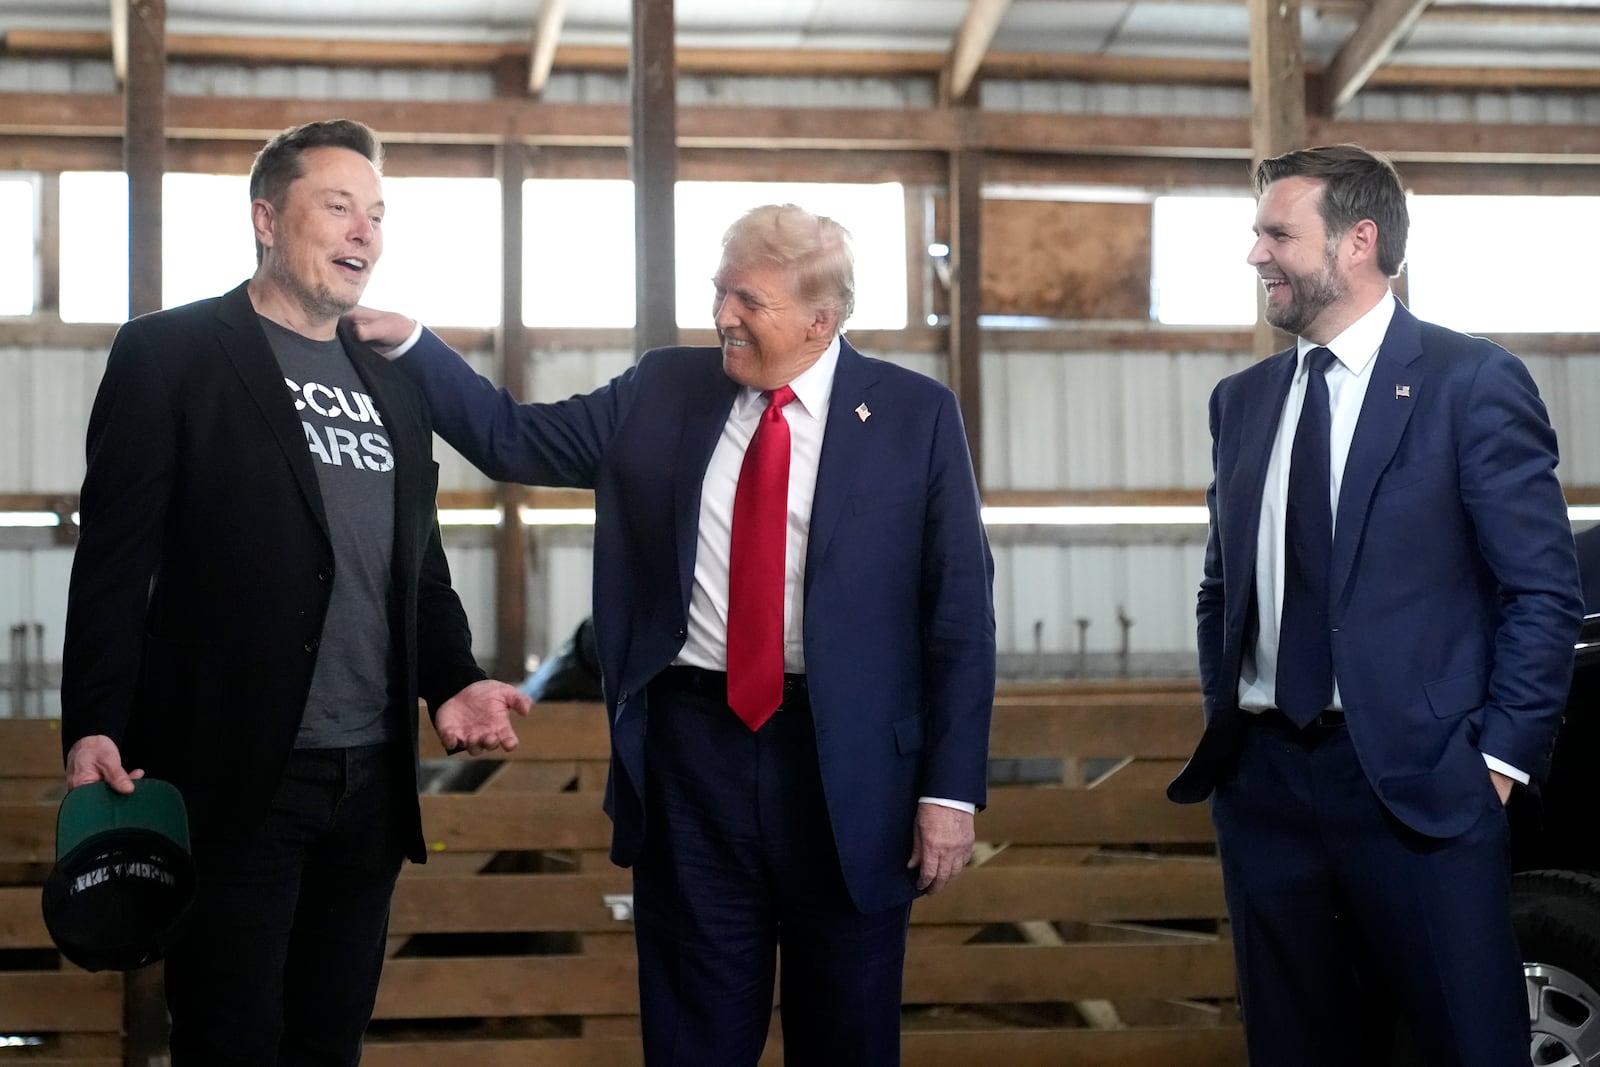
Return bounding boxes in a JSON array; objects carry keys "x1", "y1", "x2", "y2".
[
  {"x1": 1170, "y1": 303, "x2": 1583, "y2": 838},
  {"x1": 401, "y1": 333, "x2": 996, "y2": 912}
]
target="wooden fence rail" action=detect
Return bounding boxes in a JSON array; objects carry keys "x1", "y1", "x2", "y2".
[{"x1": 0, "y1": 684, "x2": 1243, "y2": 1066}]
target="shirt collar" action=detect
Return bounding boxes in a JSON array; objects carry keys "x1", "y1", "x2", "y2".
[
  {"x1": 740, "y1": 335, "x2": 841, "y2": 421},
  {"x1": 1297, "y1": 290, "x2": 1394, "y2": 377}
]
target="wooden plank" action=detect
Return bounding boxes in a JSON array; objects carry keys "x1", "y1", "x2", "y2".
[
  {"x1": 0, "y1": 802, "x2": 57, "y2": 862},
  {"x1": 912, "y1": 862, "x2": 1225, "y2": 924},
  {"x1": 0, "y1": 718, "x2": 67, "y2": 777},
  {"x1": 0, "y1": 972, "x2": 123, "y2": 1031},
  {"x1": 527, "y1": 0, "x2": 569, "y2": 96},
  {"x1": 905, "y1": 941, "x2": 1237, "y2": 1002},
  {"x1": 1323, "y1": 0, "x2": 1433, "y2": 113},
  {"x1": 373, "y1": 955, "x2": 639, "y2": 1017},
  {"x1": 989, "y1": 703, "x2": 1202, "y2": 759},
  {"x1": 417, "y1": 793, "x2": 613, "y2": 853},
  {"x1": 363, "y1": 1036, "x2": 646, "y2": 1067},
  {"x1": 370, "y1": 940, "x2": 1232, "y2": 1019},
  {"x1": 942, "y1": 0, "x2": 1014, "y2": 105},
  {"x1": 362, "y1": 1026, "x2": 1245, "y2": 1067},
  {"x1": 898, "y1": 1025, "x2": 1246, "y2": 1065},
  {"x1": 379, "y1": 861, "x2": 1223, "y2": 936},
  {"x1": 977, "y1": 787, "x2": 1216, "y2": 845},
  {"x1": 0, "y1": 883, "x2": 49, "y2": 946},
  {"x1": 387, "y1": 873, "x2": 633, "y2": 934},
  {"x1": 4, "y1": 91, "x2": 1600, "y2": 163}
]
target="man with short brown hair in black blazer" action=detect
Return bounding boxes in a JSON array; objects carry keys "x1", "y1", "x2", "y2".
[{"x1": 59, "y1": 119, "x2": 531, "y2": 1067}]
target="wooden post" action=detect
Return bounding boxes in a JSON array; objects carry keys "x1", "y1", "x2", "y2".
[
  {"x1": 947, "y1": 138, "x2": 985, "y2": 490},
  {"x1": 630, "y1": 0, "x2": 677, "y2": 355},
  {"x1": 1248, "y1": 0, "x2": 1305, "y2": 359},
  {"x1": 124, "y1": 0, "x2": 165, "y2": 319},
  {"x1": 495, "y1": 139, "x2": 530, "y2": 682}
]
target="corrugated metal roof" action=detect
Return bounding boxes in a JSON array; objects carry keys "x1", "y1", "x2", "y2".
[{"x1": 4, "y1": 0, "x2": 1599, "y2": 74}]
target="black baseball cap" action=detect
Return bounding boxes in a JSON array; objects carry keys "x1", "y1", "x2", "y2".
[{"x1": 41, "y1": 779, "x2": 196, "y2": 972}]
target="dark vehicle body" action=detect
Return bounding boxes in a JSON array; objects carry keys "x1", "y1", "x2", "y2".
[{"x1": 1506, "y1": 612, "x2": 1600, "y2": 1066}]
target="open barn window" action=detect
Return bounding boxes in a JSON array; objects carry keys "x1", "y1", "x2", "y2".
[
  {"x1": 1149, "y1": 195, "x2": 1258, "y2": 327},
  {"x1": 0, "y1": 177, "x2": 34, "y2": 317},
  {"x1": 519, "y1": 179, "x2": 907, "y2": 330},
  {"x1": 1408, "y1": 196, "x2": 1600, "y2": 333}
]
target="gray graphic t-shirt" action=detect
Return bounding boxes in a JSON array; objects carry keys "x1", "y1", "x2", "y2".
[{"x1": 262, "y1": 317, "x2": 397, "y2": 748}]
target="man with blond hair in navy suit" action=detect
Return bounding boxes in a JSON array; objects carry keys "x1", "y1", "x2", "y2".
[{"x1": 350, "y1": 203, "x2": 996, "y2": 1066}]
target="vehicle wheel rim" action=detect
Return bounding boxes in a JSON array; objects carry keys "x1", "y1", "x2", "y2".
[{"x1": 1528, "y1": 962, "x2": 1600, "y2": 1066}]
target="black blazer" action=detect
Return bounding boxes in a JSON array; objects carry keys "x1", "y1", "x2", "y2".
[{"x1": 61, "y1": 283, "x2": 484, "y2": 860}]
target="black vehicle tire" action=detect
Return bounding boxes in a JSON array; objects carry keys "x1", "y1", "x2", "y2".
[{"x1": 1513, "y1": 869, "x2": 1600, "y2": 1066}]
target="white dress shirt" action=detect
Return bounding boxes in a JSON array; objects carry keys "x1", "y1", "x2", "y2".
[
  {"x1": 677, "y1": 338, "x2": 839, "y2": 676},
  {"x1": 1236, "y1": 291, "x2": 1525, "y2": 783},
  {"x1": 674, "y1": 337, "x2": 973, "y2": 814}
]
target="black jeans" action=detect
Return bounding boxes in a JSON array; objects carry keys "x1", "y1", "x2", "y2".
[{"x1": 165, "y1": 744, "x2": 407, "y2": 1067}]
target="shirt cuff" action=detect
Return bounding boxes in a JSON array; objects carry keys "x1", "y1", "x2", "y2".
[
  {"x1": 374, "y1": 319, "x2": 424, "y2": 360},
  {"x1": 919, "y1": 796, "x2": 976, "y2": 814},
  {"x1": 1482, "y1": 753, "x2": 1529, "y2": 786}
]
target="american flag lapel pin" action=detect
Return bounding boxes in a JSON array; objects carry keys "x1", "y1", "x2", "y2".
[
  {"x1": 1395, "y1": 384, "x2": 1411, "y2": 399},
  {"x1": 855, "y1": 402, "x2": 872, "y2": 422}
]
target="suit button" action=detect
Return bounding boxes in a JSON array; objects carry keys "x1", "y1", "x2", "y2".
[
  {"x1": 303, "y1": 638, "x2": 319, "y2": 654},
  {"x1": 317, "y1": 568, "x2": 332, "y2": 583},
  {"x1": 674, "y1": 627, "x2": 686, "y2": 640},
  {"x1": 618, "y1": 690, "x2": 629, "y2": 703}
]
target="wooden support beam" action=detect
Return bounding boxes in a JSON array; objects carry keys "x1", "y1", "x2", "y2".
[
  {"x1": 630, "y1": 0, "x2": 678, "y2": 353},
  {"x1": 942, "y1": 0, "x2": 1015, "y2": 105},
  {"x1": 527, "y1": 0, "x2": 569, "y2": 96},
  {"x1": 1247, "y1": 0, "x2": 1305, "y2": 358},
  {"x1": 948, "y1": 138, "x2": 985, "y2": 489},
  {"x1": 36, "y1": 173, "x2": 60, "y2": 316},
  {"x1": 1322, "y1": 0, "x2": 1434, "y2": 113},
  {"x1": 9, "y1": 93, "x2": 1600, "y2": 165},
  {"x1": 494, "y1": 140, "x2": 530, "y2": 682},
  {"x1": 123, "y1": 0, "x2": 165, "y2": 320}
]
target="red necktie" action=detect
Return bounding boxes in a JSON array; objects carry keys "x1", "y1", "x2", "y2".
[{"x1": 726, "y1": 385, "x2": 797, "y2": 731}]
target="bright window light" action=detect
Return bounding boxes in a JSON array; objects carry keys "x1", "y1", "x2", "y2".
[
  {"x1": 1408, "y1": 196, "x2": 1600, "y2": 332},
  {"x1": 1150, "y1": 196, "x2": 1258, "y2": 326},
  {"x1": 361, "y1": 176, "x2": 501, "y2": 328},
  {"x1": 163, "y1": 173, "x2": 255, "y2": 310},
  {"x1": 522, "y1": 179, "x2": 636, "y2": 328},
  {"x1": 675, "y1": 182, "x2": 907, "y2": 331},
  {"x1": 65, "y1": 172, "x2": 503, "y2": 327},
  {"x1": 60, "y1": 171, "x2": 129, "y2": 323},
  {"x1": 520, "y1": 180, "x2": 908, "y2": 330},
  {"x1": 0, "y1": 178, "x2": 35, "y2": 316}
]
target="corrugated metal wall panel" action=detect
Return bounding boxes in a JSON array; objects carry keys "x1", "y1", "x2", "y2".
[
  {"x1": 167, "y1": 63, "x2": 495, "y2": 100},
  {"x1": 991, "y1": 538, "x2": 1204, "y2": 655},
  {"x1": 679, "y1": 75, "x2": 933, "y2": 109},
  {"x1": 440, "y1": 532, "x2": 498, "y2": 663},
  {"x1": 0, "y1": 542, "x2": 72, "y2": 718},
  {"x1": 0, "y1": 58, "x2": 115, "y2": 94},
  {"x1": 536, "y1": 536, "x2": 598, "y2": 662},
  {"x1": 0, "y1": 347, "x2": 106, "y2": 493}
]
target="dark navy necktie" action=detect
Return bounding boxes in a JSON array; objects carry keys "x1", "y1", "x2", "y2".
[{"x1": 1276, "y1": 346, "x2": 1337, "y2": 727}]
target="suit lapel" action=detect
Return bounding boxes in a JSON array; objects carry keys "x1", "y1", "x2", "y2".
[
  {"x1": 1223, "y1": 350, "x2": 1297, "y2": 604},
  {"x1": 215, "y1": 284, "x2": 331, "y2": 540},
  {"x1": 804, "y1": 340, "x2": 879, "y2": 594},
  {"x1": 1331, "y1": 305, "x2": 1425, "y2": 600},
  {"x1": 675, "y1": 361, "x2": 740, "y2": 612}
]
